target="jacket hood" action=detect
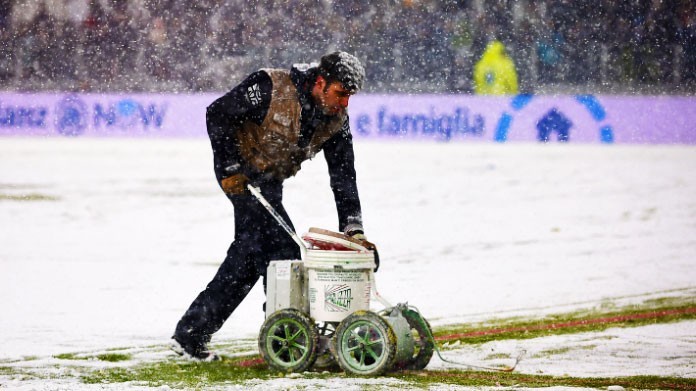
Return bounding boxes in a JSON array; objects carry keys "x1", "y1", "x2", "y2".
[{"x1": 483, "y1": 41, "x2": 506, "y2": 58}]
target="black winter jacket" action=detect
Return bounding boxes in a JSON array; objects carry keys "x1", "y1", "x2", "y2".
[{"x1": 205, "y1": 66, "x2": 363, "y2": 232}]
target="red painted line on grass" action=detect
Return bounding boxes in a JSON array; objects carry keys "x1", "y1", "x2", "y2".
[
  {"x1": 434, "y1": 307, "x2": 696, "y2": 342},
  {"x1": 236, "y1": 357, "x2": 265, "y2": 367}
]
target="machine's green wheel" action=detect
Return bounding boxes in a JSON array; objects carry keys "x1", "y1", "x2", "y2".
[
  {"x1": 259, "y1": 309, "x2": 318, "y2": 373},
  {"x1": 333, "y1": 310, "x2": 397, "y2": 376},
  {"x1": 401, "y1": 309, "x2": 435, "y2": 370}
]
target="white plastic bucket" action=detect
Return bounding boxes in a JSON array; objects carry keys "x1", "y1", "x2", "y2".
[{"x1": 305, "y1": 249, "x2": 375, "y2": 322}]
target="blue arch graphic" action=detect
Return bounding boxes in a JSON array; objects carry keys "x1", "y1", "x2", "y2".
[{"x1": 494, "y1": 94, "x2": 614, "y2": 143}]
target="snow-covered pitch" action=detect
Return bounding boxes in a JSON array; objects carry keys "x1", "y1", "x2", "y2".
[{"x1": 1, "y1": 138, "x2": 694, "y2": 380}]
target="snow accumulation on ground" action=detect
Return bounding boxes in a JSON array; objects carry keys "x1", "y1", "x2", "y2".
[{"x1": 1, "y1": 139, "x2": 695, "y2": 389}]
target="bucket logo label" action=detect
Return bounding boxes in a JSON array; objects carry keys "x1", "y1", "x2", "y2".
[{"x1": 324, "y1": 284, "x2": 353, "y2": 312}]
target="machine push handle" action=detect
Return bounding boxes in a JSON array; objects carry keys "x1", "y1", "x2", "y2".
[{"x1": 247, "y1": 184, "x2": 308, "y2": 259}]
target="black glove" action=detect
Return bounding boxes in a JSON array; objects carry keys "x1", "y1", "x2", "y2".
[{"x1": 347, "y1": 230, "x2": 380, "y2": 272}]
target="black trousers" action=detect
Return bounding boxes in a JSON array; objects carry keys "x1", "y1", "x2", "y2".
[{"x1": 174, "y1": 179, "x2": 301, "y2": 345}]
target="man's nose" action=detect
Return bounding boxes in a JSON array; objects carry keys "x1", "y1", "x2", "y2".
[{"x1": 340, "y1": 96, "x2": 350, "y2": 107}]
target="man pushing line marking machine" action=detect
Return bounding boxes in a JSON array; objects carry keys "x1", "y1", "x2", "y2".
[{"x1": 170, "y1": 50, "x2": 521, "y2": 374}]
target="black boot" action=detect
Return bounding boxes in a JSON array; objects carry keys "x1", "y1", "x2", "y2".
[{"x1": 170, "y1": 336, "x2": 220, "y2": 362}]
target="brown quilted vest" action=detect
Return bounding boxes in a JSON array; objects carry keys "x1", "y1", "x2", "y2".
[{"x1": 237, "y1": 69, "x2": 346, "y2": 180}]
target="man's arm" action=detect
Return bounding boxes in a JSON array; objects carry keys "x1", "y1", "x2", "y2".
[
  {"x1": 323, "y1": 116, "x2": 363, "y2": 233},
  {"x1": 206, "y1": 70, "x2": 272, "y2": 182}
]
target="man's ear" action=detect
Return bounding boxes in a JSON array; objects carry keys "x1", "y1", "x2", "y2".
[{"x1": 315, "y1": 75, "x2": 326, "y2": 90}]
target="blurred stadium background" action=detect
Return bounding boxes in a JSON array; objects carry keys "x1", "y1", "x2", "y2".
[{"x1": 0, "y1": 0, "x2": 694, "y2": 95}]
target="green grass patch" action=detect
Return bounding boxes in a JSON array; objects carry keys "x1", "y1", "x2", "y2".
[
  {"x1": 532, "y1": 344, "x2": 597, "y2": 359},
  {"x1": 433, "y1": 299, "x2": 696, "y2": 345},
  {"x1": 0, "y1": 366, "x2": 42, "y2": 380},
  {"x1": 483, "y1": 353, "x2": 511, "y2": 360},
  {"x1": 95, "y1": 353, "x2": 131, "y2": 362},
  {"x1": 397, "y1": 370, "x2": 696, "y2": 390},
  {"x1": 0, "y1": 193, "x2": 59, "y2": 201},
  {"x1": 538, "y1": 346, "x2": 573, "y2": 356},
  {"x1": 77, "y1": 358, "x2": 696, "y2": 390},
  {"x1": 53, "y1": 352, "x2": 131, "y2": 362},
  {"x1": 54, "y1": 353, "x2": 87, "y2": 361},
  {"x1": 82, "y1": 356, "x2": 269, "y2": 387}
]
